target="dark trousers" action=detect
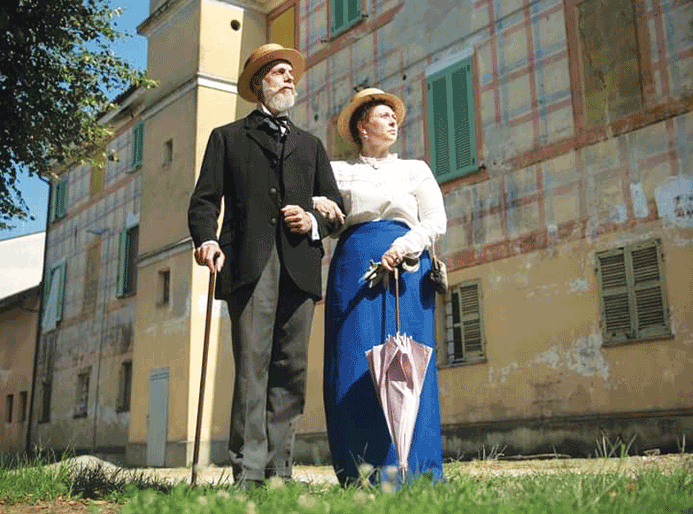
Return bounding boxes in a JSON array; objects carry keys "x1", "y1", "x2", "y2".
[{"x1": 226, "y1": 246, "x2": 314, "y2": 482}]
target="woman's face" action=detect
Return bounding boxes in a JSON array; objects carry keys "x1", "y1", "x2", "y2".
[{"x1": 358, "y1": 104, "x2": 398, "y2": 149}]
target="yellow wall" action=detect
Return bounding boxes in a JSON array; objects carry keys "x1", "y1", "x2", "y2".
[
  {"x1": 0, "y1": 295, "x2": 38, "y2": 454},
  {"x1": 436, "y1": 224, "x2": 693, "y2": 426}
]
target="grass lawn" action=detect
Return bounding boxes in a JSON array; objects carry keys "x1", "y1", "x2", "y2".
[{"x1": 0, "y1": 454, "x2": 691, "y2": 514}]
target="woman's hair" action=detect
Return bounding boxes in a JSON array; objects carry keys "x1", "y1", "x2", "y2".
[{"x1": 349, "y1": 99, "x2": 396, "y2": 147}]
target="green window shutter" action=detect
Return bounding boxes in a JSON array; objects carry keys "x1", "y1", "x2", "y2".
[
  {"x1": 332, "y1": 0, "x2": 360, "y2": 36},
  {"x1": 428, "y1": 75, "x2": 451, "y2": 179},
  {"x1": 597, "y1": 248, "x2": 635, "y2": 343},
  {"x1": 117, "y1": 230, "x2": 127, "y2": 297},
  {"x1": 629, "y1": 239, "x2": 670, "y2": 339},
  {"x1": 55, "y1": 262, "x2": 66, "y2": 322},
  {"x1": 132, "y1": 121, "x2": 144, "y2": 168},
  {"x1": 427, "y1": 57, "x2": 477, "y2": 183},
  {"x1": 449, "y1": 280, "x2": 484, "y2": 363}
]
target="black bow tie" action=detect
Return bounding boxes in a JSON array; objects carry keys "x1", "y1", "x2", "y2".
[{"x1": 259, "y1": 114, "x2": 290, "y2": 137}]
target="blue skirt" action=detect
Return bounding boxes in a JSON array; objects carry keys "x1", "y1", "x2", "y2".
[{"x1": 323, "y1": 220, "x2": 443, "y2": 484}]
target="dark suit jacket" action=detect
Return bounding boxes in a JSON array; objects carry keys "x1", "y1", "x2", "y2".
[{"x1": 188, "y1": 110, "x2": 343, "y2": 301}]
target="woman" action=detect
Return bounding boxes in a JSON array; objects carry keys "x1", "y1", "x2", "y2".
[{"x1": 317, "y1": 88, "x2": 447, "y2": 485}]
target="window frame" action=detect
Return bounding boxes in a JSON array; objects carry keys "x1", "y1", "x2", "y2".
[
  {"x1": 5, "y1": 394, "x2": 13, "y2": 423},
  {"x1": 74, "y1": 370, "x2": 90, "y2": 419},
  {"x1": 131, "y1": 120, "x2": 144, "y2": 170},
  {"x1": 49, "y1": 176, "x2": 68, "y2": 223},
  {"x1": 267, "y1": 0, "x2": 298, "y2": 49},
  {"x1": 117, "y1": 224, "x2": 139, "y2": 298},
  {"x1": 565, "y1": 0, "x2": 661, "y2": 139},
  {"x1": 19, "y1": 391, "x2": 28, "y2": 423},
  {"x1": 116, "y1": 361, "x2": 133, "y2": 413},
  {"x1": 596, "y1": 238, "x2": 672, "y2": 346},
  {"x1": 425, "y1": 55, "x2": 479, "y2": 184},
  {"x1": 38, "y1": 380, "x2": 52, "y2": 424},
  {"x1": 442, "y1": 278, "x2": 486, "y2": 366}
]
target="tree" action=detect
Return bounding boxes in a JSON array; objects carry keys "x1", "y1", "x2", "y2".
[{"x1": 0, "y1": 0, "x2": 153, "y2": 229}]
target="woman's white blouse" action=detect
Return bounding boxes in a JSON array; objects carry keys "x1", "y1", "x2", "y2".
[{"x1": 329, "y1": 154, "x2": 447, "y2": 256}]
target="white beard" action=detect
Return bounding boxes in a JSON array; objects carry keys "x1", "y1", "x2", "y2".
[{"x1": 262, "y1": 82, "x2": 296, "y2": 113}]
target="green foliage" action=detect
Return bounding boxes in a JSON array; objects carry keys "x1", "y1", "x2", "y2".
[{"x1": 0, "y1": 0, "x2": 154, "y2": 229}]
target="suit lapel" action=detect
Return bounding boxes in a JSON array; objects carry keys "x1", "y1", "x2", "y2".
[
  {"x1": 245, "y1": 111, "x2": 280, "y2": 158},
  {"x1": 283, "y1": 121, "x2": 301, "y2": 160}
]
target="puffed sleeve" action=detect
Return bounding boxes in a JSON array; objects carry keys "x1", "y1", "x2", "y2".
[{"x1": 391, "y1": 161, "x2": 447, "y2": 255}]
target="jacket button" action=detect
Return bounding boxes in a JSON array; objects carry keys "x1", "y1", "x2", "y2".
[
  {"x1": 270, "y1": 217, "x2": 277, "y2": 225},
  {"x1": 270, "y1": 187, "x2": 277, "y2": 195}
]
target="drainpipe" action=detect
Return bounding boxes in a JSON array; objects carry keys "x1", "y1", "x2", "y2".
[
  {"x1": 86, "y1": 227, "x2": 111, "y2": 455},
  {"x1": 25, "y1": 175, "x2": 52, "y2": 456}
]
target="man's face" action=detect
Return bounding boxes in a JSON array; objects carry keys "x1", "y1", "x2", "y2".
[{"x1": 261, "y1": 61, "x2": 296, "y2": 113}]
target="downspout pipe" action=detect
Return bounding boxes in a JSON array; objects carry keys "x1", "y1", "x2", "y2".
[{"x1": 25, "y1": 175, "x2": 52, "y2": 456}]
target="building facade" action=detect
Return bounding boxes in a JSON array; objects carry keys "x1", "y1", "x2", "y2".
[
  {"x1": 23, "y1": 0, "x2": 692, "y2": 465},
  {"x1": 33, "y1": 88, "x2": 145, "y2": 459}
]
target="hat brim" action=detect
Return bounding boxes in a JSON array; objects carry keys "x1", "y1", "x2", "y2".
[
  {"x1": 337, "y1": 90, "x2": 406, "y2": 145},
  {"x1": 238, "y1": 48, "x2": 305, "y2": 103}
]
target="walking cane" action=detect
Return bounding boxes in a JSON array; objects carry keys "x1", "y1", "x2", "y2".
[{"x1": 191, "y1": 268, "x2": 216, "y2": 489}]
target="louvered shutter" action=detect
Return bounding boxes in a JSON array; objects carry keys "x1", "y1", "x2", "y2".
[
  {"x1": 597, "y1": 248, "x2": 634, "y2": 343},
  {"x1": 427, "y1": 57, "x2": 477, "y2": 182},
  {"x1": 117, "y1": 230, "x2": 127, "y2": 297},
  {"x1": 332, "y1": 0, "x2": 360, "y2": 35},
  {"x1": 132, "y1": 121, "x2": 144, "y2": 168},
  {"x1": 448, "y1": 280, "x2": 484, "y2": 363},
  {"x1": 630, "y1": 240, "x2": 670, "y2": 338}
]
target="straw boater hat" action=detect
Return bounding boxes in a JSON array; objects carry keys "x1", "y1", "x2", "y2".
[
  {"x1": 337, "y1": 88, "x2": 406, "y2": 144},
  {"x1": 238, "y1": 43, "x2": 305, "y2": 102}
]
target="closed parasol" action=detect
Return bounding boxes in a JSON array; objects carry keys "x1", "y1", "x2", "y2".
[{"x1": 364, "y1": 267, "x2": 432, "y2": 480}]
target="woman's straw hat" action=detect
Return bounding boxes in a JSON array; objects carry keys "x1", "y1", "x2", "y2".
[
  {"x1": 238, "y1": 44, "x2": 305, "y2": 102},
  {"x1": 337, "y1": 88, "x2": 406, "y2": 144}
]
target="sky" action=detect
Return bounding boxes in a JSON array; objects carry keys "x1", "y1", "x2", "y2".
[{"x1": 0, "y1": 1, "x2": 150, "y2": 242}]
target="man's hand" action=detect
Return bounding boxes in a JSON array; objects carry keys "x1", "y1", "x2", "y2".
[
  {"x1": 313, "y1": 196, "x2": 345, "y2": 225},
  {"x1": 281, "y1": 205, "x2": 312, "y2": 234},
  {"x1": 195, "y1": 241, "x2": 225, "y2": 273},
  {"x1": 380, "y1": 244, "x2": 405, "y2": 272}
]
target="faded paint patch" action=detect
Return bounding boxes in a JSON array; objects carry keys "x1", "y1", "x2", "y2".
[
  {"x1": 568, "y1": 278, "x2": 589, "y2": 292},
  {"x1": 0, "y1": 369, "x2": 10, "y2": 385},
  {"x1": 532, "y1": 335, "x2": 609, "y2": 380},
  {"x1": 487, "y1": 335, "x2": 609, "y2": 385}
]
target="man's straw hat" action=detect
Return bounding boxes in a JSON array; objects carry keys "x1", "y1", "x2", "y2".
[
  {"x1": 337, "y1": 88, "x2": 406, "y2": 144},
  {"x1": 238, "y1": 44, "x2": 305, "y2": 102}
]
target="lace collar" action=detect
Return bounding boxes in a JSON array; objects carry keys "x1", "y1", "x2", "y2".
[{"x1": 358, "y1": 153, "x2": 398, "y2": 169}]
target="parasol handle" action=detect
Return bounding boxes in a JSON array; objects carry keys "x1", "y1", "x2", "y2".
[{"x1": 394, "y1": 267, "x2": 400, "y2": 334}]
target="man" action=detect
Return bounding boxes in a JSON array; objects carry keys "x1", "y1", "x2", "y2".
[{"x1": 188, "y1": 44, "x2": 344, "y2": 488}]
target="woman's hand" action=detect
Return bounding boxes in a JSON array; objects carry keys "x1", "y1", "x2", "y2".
[
  {"x1": 313, "y1": 196, "x2": 345, "y2": 225},
  {"x1": 380, "y1": 244, "x2": 405, "y2": 271}
]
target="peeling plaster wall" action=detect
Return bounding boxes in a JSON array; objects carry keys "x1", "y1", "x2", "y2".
[
  {"x1": 36, "y1": 123, "x2": 140, "y2": 455},
  {"x1": 295, "y1": 0, "x2": 693, "y2": 458}
]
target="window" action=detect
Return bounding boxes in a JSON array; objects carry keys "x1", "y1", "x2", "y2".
[
  {"x1": 90, "y1": 160, "x2": 105, "y2": 197},
  {"x1": 117, "y1": 225, "x2": 139, "y2": 297},
  {"x1": 576, "y1": 0, "x2": 642, "y2": 128},
  {"x1": 49, "y1": 177, "x2": 68, "y2": 222},
  {"x1": 5, "y1": 394, "x2": 13, "y2": 423},
  {"x1": 19, "y1": 391, "x2": 28, "y2": 423},
  {"x1": 596, "y1": 238, "x2": 671, "y2": 345},
  {"x1": 444, "y1": 280, "x2": 485, "y2": 364},
  {"x1": 132, "y1": 120, "x2": 144, "y2": 169},
  {"x1": 83, "y1": 244, "x2": 100, "y2": 315},
  {"x1": 39, "y1": 381, "x2": 51, "y2": 423},
  {"x1": 163, "y1": 139, "x2": 173, "y2": 166},
  {"x1": 157, "y1": 269, "x2": 170, "y2": 306},
  {"x1": 426, "y1": 56, "x2": 478, "y2": 183},
  {"x1": 331, "y1": 0, "x2": 361, "y2": 37},
  {"x1": 116, "y1": 361, "x2": 132, "y2": 413},
  {"x1": 74, "y1": 371, "x2": 90, "y2": 418},
  {"x1": 42, "y1": 262, "x2": 66, "y2": 331}
]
